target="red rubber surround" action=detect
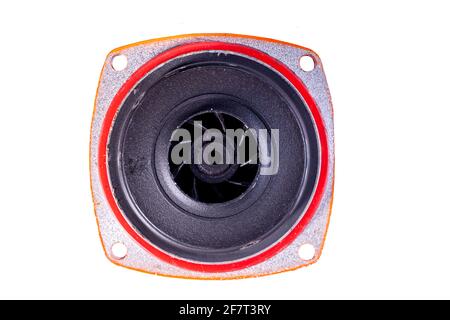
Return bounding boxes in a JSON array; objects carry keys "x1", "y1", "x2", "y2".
[{"x1": 98, "y1": 42, "x2": 329, "y2": 273}]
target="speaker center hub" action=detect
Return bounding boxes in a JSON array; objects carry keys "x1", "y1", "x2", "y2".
[
  {"x1": 169, "y1": 109, "x2": 259, "y2": 203},
  {"x1": 191, "y1": 162, "x2": 238, "y2": 184}
]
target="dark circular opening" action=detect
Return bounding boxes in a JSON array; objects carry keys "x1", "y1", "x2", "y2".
[{"x1": 169, "y1": 111, "x2": 259, "y2": 203}]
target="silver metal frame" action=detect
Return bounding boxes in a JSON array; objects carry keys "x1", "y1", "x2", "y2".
[{"x1": 90, "y1": 34, "x2": 334, "y2": 279}]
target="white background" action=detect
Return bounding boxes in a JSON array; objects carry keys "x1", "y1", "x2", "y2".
[{"x1": 0, "y1": 0, "x2": 449, "y2": 299}]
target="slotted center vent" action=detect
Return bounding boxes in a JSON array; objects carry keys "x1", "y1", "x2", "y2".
[{"x1": 169, "y1": 111, "x2": 259, "y2": 203}]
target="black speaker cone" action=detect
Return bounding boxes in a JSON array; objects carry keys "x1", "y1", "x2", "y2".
[{"x1": 107, "y1": 50, "x2": 320, "y2": 263}]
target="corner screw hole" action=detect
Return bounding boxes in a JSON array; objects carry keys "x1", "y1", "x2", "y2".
[
  {"x1": 111, "y1": 54, "x2": 128, "y2": 71},
  {"x1": 300, "y1": 55, "x2": 315, "y2": 72},
  {"x1": 298, "y1": 243, "x2": 316, "y2": 261},
  {"x1": 111, "y1": 242, "x2": 128, "y2": 260}
]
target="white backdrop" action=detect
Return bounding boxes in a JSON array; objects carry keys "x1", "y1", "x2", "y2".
[{"x1": 1, "y1": 0, "x2": 449, "y2": 299}]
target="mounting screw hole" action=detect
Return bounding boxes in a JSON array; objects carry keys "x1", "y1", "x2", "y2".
[
  {"x1": 298, "y1": 243, "x2": 316, "y2": 261},
  {"x1": 111, "y1": 54, "x2": 128, "y2": 71},
  {"x1": 299, "y1": 55, "x2": 315, "y2": 72},
  {"x1": 111, "y1": 242, "x2": 128, "y2": 260}
]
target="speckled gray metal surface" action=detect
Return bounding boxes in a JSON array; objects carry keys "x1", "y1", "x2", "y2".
[{"x1": 90, "y1": 34, "x2": 334, "y2": 279}]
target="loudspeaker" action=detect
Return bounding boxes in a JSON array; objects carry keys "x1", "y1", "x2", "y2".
[{"x1": 90, "y1": 34, "x2": 334, "y2": 279}]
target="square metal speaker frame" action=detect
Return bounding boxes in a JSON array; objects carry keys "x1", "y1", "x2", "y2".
[{"x1": 90, "y1": 34, "x2": 334, "y2": 279}]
